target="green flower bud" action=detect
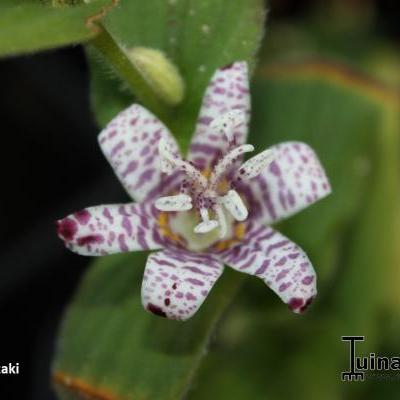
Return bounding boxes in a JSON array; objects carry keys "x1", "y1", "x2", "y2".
[{"x1": 126, "y1": 47, "x2": 185, "y2": 106}]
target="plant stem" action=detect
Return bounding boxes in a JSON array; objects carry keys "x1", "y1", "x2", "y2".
[{"x1": 91, "y1": 25, "x2": 170, "y2": 120}]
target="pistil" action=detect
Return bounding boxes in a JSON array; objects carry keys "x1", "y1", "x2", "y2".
[{"x1": 155, "y1": 111, "x2": 275, "y2": 241}]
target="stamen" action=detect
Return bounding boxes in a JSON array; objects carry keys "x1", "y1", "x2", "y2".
[
  {"x1": 159, "y1": 138, "x2": 208, "y2": 188},
  {"x1": 215, "y1": 204, "x2": 227, "y2": 238},
  {"x1": 210, "y1": 144, "x2": 254, "y2": 188},
  {"x1": 236, "y1": 148, "x2": 275, "y2": 180},
  {"x1": 155, "y1": 194, "x2": 192, "y2": 212},
  {"x1": 222, "y1": 190, "x2": 248, "y2": 221},
  {"x1": 210, "y1": 110, "x2": 246, "y2": 142}
]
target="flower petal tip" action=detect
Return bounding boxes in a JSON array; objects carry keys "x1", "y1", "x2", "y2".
[
  {"x1": 145, "y1": 302, "x2": 192, "y2": 321},
  {"x1": 219, "y1": 61, "x2": 247, "y2": 72},
  {"x1": 56, "y1": 217, "x2": 77, "y2": 242},
  {"x1": 146, "y1": 303, "x2": 167, "y2": 318},
  {"x1": 288, "y1": 296, "x2": 315, "y2": 314}
]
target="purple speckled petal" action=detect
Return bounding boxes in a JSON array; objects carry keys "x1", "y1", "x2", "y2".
[
  {"x1": 238, "y1": 141, "x2": 331, "y2": 225},
  {"x1": 215, "y1": 222, "x2": 317, "y2": 314},
  {"x1": 188, "y1": 62, "x2": 250, "y2": 171},
  {"x1": 141, "y1": 248, "x2": 224, "y2": 320},
  {"x1": 99, "y1": 104, "x2": 181, "y2": 202},
  {"x1": 56, "y1": 202, "x2": 165, "y2": 256}
]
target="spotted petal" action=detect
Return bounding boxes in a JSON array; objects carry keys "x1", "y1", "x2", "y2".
[
  {"x1": 216, "y1": 222, "x2": 317, "y2": 313},
  {"x1": 99, "y1": 104, "x2": 181, "y2": 202},
  {"x1": 141, "y1": 248, "x2": 224, "y2": 320},
  {"x1": 188, "y1": 62, "x2": 250, "y2": 170},
  {"x1": 56, "y1": 202, "x2": 165, "y2": 256},
  {"x1": 239, "y1": 142, "x2": 331, "y2": 225}
]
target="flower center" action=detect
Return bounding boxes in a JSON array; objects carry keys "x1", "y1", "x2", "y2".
[{"x1": 155, "y1": 111, "x2": 275, "y2": 246}]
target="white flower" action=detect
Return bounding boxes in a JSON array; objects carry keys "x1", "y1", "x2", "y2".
[{"x1": 57, "y1": 62, "x2": 331, "y2": 320}]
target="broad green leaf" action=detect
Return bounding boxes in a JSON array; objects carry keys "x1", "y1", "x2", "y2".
[
  {"x1": 88, "y1": 0, "x2": 265, "y2": 151},
  {"x1": 0, "y1": 0, "x2": 112, "y2": 57},
  {"x1": 53, "y1": 252, "x2": 245, "y2": 400},
  {"x1": 189, "y1": 62, "x2": 400, "y2": 400},
  {"x1": 249, "y1": 62, "x2": 382, "y2": 287}
]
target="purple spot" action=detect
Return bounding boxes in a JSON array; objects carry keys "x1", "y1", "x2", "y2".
[
  {"x1": 74, "y1": 210, "x2": 91, "y2": 225},
  {"x1": 152, "y1": 257, "x2": 175, "y2": 267},
  {"x1": 102, "y1": 207, "x2": 114, "y2": 224},
  {"x1": 56, "y1": 218, "x2": 77, "y2": 241},
  {"x1": 278, "y1": 282, "x2": 291, "y2": 292},
  {"x1": 186, "y1": 292, "x2": 197, "y2": 301},
  {"x1": 77, "y1": 234, "x2": 104, "y2": 246},
  {"x1": 275, "y1": 256, "x2": 287, "y2": 266},
  {"x1": 214, "y1": 87, "x2": 226, "y2": 95},
  {"x1": 197, "y1": 116, "x2": 213, "y2": 126},
  {"x1": 288, "y1": 253, "x2": 300, "y2": 259},
  {"x1": 266, "y1": 240, "x2": 289, "y2": 255},
  {"x1": 288, "y1": 297, "x2": 304, "y2": 312},
  {"x1": 311, "y1": 181, "x2": 317, "y2": 192},
  {"x1": 140, "y1": 146, "x2": 151, "y2": 156},
  {"x1": 255, "y1": 260, "x2": 270, "y2": 275},
  {"x1": 118, "y1": 234, "x2": 129, "y2": 252},
  {"x1": 276, "y1": 269, "x2": 289, "y2": 281},
  {"x1": 137, "y1": 227, "x2": 149, "y2": 249},
  {"x1": 287, "y1": 190, "x2": 296, "y2": 207},
  {"x1": 186, "y1": 278, "x2": 204, "y2": 286},
  {"x1": 190, "y1": 143, "x2": 218, "y2": 155},
  {"x1": 147, "y1": 303, "x2": 166, "y2": 317},
  {"x1": 269, "y1": 161, "x2": 281, "y2": 177},
  {"x1": 110, "y1": 141, "x2": 125, "y2": 157},
  {"x1": 183, "y1": 266, "x2": 210, "y2": 276},
  {"x1": 122, "y1": 216, "x2": 133, "y2": 236},
  {"x1": 118, "y1": 205, "x2": 130, "y2": 217},
  {"x1": 108, "y1": 130, "x2": 117, "y2": 139},
  {"x1": 164, "y1": 298, "x2": 171, "y2": 306},
  {"x1": 302, "y1": 276, "x2": 314, "y2": 285},
  {"x1": 300, "y1": 296, "x2": 315, "y2": 313},
  {"x1": 122, "y1": 161, "x2": 138, "y2": 178},
  {"x1": 134, "y1": 169, "x2": 156, "y2": 190},
  {"x1": 239, "y1": 254, "x2": 257, "y2": 270}
]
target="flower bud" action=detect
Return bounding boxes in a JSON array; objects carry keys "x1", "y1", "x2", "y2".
[{"x1": 126, "y1": 47, "x2": 185, "y2": 106}]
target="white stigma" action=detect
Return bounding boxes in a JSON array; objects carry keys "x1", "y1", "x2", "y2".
[
  {"x1": 155, "y1": 194, "x2": 193, "y2": 212},
  {"x1": 194, "y1": 208, "x2": 219, "y2": 234}
]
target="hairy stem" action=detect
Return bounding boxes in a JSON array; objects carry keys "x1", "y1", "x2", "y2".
[{"x1": 90, "y1": 25, "x2": 170, "y2": 120}]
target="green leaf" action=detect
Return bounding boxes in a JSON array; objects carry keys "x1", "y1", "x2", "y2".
[
  {"x1": 53, "y1": 252, "x2": 245, "y2": 400},
  {"x1": 250, "y1": 61, "x2": 385, "y2": 283},
  {"x1": 88, "y1": 0, "x2": 265, "y2": 151},
  {"x1": 0, "y1": 0, "x2": 112, "y2": 57}
]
